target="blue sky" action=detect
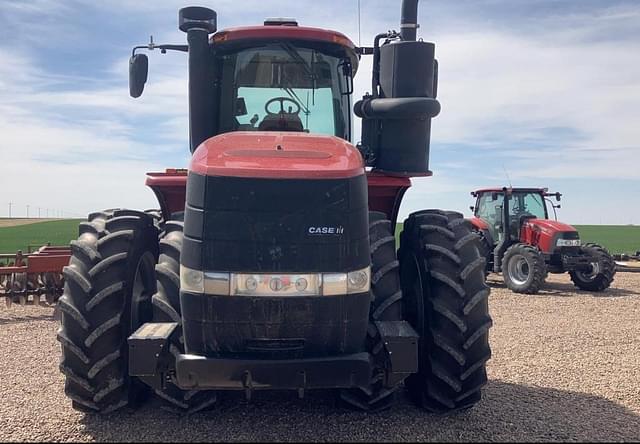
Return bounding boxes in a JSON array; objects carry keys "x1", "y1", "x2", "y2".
[{"x1": 0, "y1": 0, "x2": 638, "y2": 223}]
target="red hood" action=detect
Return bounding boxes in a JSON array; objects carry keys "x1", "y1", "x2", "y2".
[
  {"x1": 190, "y1": 131, "x2": 364, "y2": 179},
  {"x1": 524, "y1": 218, "x2": 577, "y2": 235},
  {"x1": 469, "y1": 216, "x2": 489, "y2": 230}
]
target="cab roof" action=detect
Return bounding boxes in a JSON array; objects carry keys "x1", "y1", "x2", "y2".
[
  {"x1": 472, "y1": 187, "x2": 548, "y2": 196},
  {"x1": 211, "y1": 24, "x2": 359, "y2": 73}
]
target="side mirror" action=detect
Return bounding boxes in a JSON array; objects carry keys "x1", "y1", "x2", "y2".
[
  {"x1": 469, "y1": 206, "x2": 475, "y2": 212},
  {"x1": 129, "y1": 54, "x2": 148, "y2": 98},
  {"x1": 555, "y1": 192, "x2": 561, "y2": 202},
  {"x1": 338, "y1": 59, "x2": 353, "y2": 95}
]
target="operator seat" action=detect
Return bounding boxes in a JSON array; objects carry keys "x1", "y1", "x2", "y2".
[{"x1": 258, "y1": 113, "x2": 304, "y2": 132}]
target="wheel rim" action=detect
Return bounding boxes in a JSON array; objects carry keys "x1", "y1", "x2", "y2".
[
  {"x1": 130, "y1": 251, "x2": 156, "y2": 332},
  {"x1": 575, "y1": 261, "x2": 600, "y2": 282},
  {"x1": 507, "y1": 253, "x2": 530, "y2": 286}
]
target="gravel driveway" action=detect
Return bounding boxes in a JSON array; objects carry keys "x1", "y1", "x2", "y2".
[{"x1": 1, "y1": 273, "x2": 639, "y2": 442}]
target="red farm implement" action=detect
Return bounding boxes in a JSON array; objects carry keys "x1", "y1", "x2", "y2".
[{"x1": 0, "y1": 245, "x2": 70, "y2": 307}]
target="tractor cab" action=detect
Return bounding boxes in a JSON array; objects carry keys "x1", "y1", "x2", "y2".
[
  {"x1": 472, "y1": 188, "x2": 550, "y2": 243},
  {"x1": 213, "y1": 29, "x2": 356, "y2": 140}
]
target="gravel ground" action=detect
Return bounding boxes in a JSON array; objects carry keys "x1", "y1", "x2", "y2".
[{"x1": 1, "y1": 273, "x2": 639, "y2": 442}]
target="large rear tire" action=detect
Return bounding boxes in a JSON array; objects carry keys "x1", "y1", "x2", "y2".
[
  {"x1": 399, "y1": 210, "x2": 492, "y2": 414},
  {"x1": 569, "y1": 243, "x2": 616, "y2": 291},
  {"x1": 151, "y1": 218, "x2": 218, "y2": 413},
  {"x1": 502, "y1": 243, "x2": 547, "y2": 294},
  {"x1": 58, "y1": 210, "x2": 158, "y2": 413},
  {"x1": 340, "y1": 211, "x2": 404, "y2": 412}
]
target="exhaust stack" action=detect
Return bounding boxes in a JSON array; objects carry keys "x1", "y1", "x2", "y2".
[
  {"x1": 355, "y1": 0, "x2": 440, "y2": 176},
  {"x1": 179, "y1": 7, "x2": 218, "y2": 152},
  {"x1": 400, "y1": 0, "x2": 419, "y2": 41}
]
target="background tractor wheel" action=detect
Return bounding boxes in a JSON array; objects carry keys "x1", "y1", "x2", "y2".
[
  {"x1": 501, "y1": 243, "x2": 547, "y2": 294},
  {"x1": 569, "y1": 243, "x2": 616, "y2": 292},
  {"x1": 472, "y1": 230, "x2": 492, "y2": 277},
  {"x1": 340, "y1": 211, "x2": 404, "y2": 412},
  {"x1": 151, "y1": 218, "x2": 218, "y2": 414},
  {"x1": 58, "y1": 209, "x2": 158, "y2": 413},
  {"x1": 400, "y1": 209, "x2": 492, "y2": 414}
]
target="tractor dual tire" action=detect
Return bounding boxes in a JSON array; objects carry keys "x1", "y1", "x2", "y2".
[
  {"x1": 340, "y1": 212, "x2": 404, "y2": 412},
  {"x1": 151, "y1": 218, "x2": 218, "y2": 414},
  {"x1": 502, "y1": 243, "x2": 547, "y2": 294},
  {"x1": 569, "y1": 243, "x2": 616, "y2": 292},
  {"x1": 58, "y1": 210, "x2": 159, "y2": 413},
  {"x1": 399, "y1": 210, "x2": 492, "y2": 414}
]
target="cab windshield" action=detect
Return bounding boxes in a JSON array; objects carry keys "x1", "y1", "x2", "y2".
[
  {"x1": 217, "y1": 43, "x2": 352, "y2": 140},
  {"x1": 509, "y1": 192, "x2": 547, "y2": 219}
]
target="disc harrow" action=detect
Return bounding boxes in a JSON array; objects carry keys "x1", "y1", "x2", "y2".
[{"x1": 0, "y1": 246, "x2": 70, "y2": 307}]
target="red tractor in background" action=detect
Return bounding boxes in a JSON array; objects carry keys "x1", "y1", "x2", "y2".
[
  {"x1": 469, "y1": 187, "x2": 616, "y2": 294},
  {"x1": 57, "y1": 1, "x2": 492, "y2": 416}
]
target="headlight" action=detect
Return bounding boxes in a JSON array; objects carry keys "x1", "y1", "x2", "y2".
[
  {"x1": 557, "y1": 239, "x2": 581, "y2": 247},
  {"x1": 180, "y1": 265, "x2": 370, "y2": 296},
  {"x1": 233, "y1": 273, "x2": 321, "y2": 296},
  {"x1": 180, "y1": 266, "x2": 205, "y2": 293}
]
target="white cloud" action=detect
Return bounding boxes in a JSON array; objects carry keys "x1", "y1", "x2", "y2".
[
  {"x1": 0, "y1": 47, "x2": 189, "y2": 217},
  {"x1": 430, "y1": 10, "x2": 640, "y2": 178}
]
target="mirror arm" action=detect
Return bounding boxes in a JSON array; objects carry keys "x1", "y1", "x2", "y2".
[{"x1": 132, "y1": 36, "x2": 188, "y2": 57}]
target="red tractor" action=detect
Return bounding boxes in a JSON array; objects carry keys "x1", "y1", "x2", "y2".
[
  {"x1": 469, "y1": 187, "x2": 616, "y2": 294},
  {"x1": 57, "y1": 1, "x2": 492, "y2": 415}
]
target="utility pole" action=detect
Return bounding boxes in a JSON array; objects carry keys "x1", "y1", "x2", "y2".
[
  {"x1": 8, "y1": 202, "x2": 12, "y2": 218},
  {"x1": 38, "y1": 207, "x2": 41, "y2": 218},
  {"x1": 46, "y1": 208, "x2": 49, "y2": 217},
  {"x1": 26, "y1": 205, "x2": 29, "y2": 218}
]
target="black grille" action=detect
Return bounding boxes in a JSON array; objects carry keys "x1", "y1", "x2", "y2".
[{"x1": 182, "y1": 172, "x2": 370, "y2": 272}]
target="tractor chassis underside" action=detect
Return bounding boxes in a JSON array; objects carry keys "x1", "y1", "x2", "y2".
[
  {"x1": 546, "y1": 253, "x2": 595, "y2": 274},
  {"x1": 128, "y1": 320, "x2": 418, "y2": 397}
]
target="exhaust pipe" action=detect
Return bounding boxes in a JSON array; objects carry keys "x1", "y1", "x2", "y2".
[
  {"x1": 179, "y1": 7, "x2": 218, "y2": 152},
  {"x1": 400, "y1": 0, "x2": 419, "y2": 41}
]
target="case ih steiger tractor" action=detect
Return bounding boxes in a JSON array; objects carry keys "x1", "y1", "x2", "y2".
[
  {"x1": 469, "y1": 187, "x2": 616, "y2": 294},
  {"x1": 57, "y1": 1, "x2": 492, "y2": 415}
]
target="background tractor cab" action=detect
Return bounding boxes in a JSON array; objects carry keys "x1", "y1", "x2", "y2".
[{"x1": 470, "y1": 187, "x2": 616, "y2": 294}]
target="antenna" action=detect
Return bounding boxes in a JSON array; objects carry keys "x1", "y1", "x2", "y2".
[
  {"x1": 502, "y1": 164, "x2": 513, "y2": 189},
  {"x1": 357, "y1": 0, "x2": 361, "y2": 46}
]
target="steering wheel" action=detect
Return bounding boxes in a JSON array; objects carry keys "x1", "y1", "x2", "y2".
[{"x1": 265, "y1": 97, "x2": 301, "y2": 116}]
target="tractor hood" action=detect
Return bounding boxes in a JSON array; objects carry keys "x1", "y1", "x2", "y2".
[
  {"x1": 190, "y1": 131, "x2": 364, "y2": 179},
  {"x1": 524, "y1": 218, "x2": 577, "y2": 235}
]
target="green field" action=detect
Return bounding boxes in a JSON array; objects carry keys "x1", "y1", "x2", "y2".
[
  {"x1": 0, "y1": 219, "x2": 638, "y2": 256},
  {"x1": 0, "y1": 219, "x2": 82, "y2": 254},
  {"x1": 572, "y1": 225, "x2": 640, "y2": 254},
  {"x1": 394, "y1": 223, "x2": 640, "y2": 254}
]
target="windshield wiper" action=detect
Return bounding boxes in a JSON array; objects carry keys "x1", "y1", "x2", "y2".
[
  {"x1": 282, "y1": 87, "x2": 310, "y2": 115},
  {"x1": 280, "y1": 42, "x2": 316, "y2": 105}
]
